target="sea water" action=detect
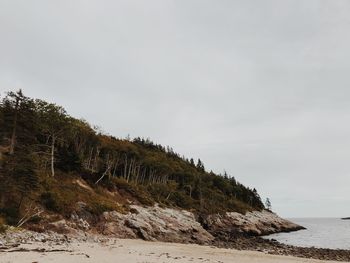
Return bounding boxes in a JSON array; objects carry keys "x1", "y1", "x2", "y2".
[{"x1": 264, "y1": 218, "x2": 350, "y2": 250}]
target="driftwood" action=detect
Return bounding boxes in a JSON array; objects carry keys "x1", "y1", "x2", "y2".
[
  {"x1": 2, "y1": 247, "x2": 73, "y2": 253},
  {"x1": 17, "y1": 204, "x2": 43, "y2": 228}
]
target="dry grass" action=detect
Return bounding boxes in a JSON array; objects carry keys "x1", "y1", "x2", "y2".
[{"x1": 38, "y1": 172, "x2": 125, "y2": 217}]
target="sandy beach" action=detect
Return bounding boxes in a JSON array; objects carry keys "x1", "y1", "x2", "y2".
[{"x1": 0, "y1": 238, "x2": 339, "y2": 263}]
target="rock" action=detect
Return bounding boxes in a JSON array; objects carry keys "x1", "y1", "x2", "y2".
[
  {"x1": 100, "y1": 221, "x2": 137, "y2": 238},
  {"x1": 98, "y1": 204, "x2": 214, "y2": 244},
  {"x1": 74, "y1": 202, "x2": 95, "y2": 223},
  {"x1": 48, "y1": 220, "x2": 79, "y2": 235},
  {"x1": 98, "y1": 205, "x2": 302, "y2": 244},
  {"x1": 203, "y1": 210, "x2": 304, "y2": 236},
  {"x1": 71, "y1": 212, "x2": 90, "y2": 230}
]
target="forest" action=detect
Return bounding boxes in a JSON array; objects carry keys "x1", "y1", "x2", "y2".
[{"x1": 0, "y1": 90, "x2": 264, "y2": 227}]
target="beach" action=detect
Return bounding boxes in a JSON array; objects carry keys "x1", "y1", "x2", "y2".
[{"x1": 0, "y1": 238, "x2": 340, "y2": 263}]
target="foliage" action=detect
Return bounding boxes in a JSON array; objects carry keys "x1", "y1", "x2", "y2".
[
  {"x1": 265, "y1": 198, "x2": 272, "y2": 211},
  {"x1": 87, "y1": 200, "x2": 119, "y2": 216},
  {"x1": 0, "y1": 217, "x2": 7, "y2": 233},
  {"x1": 0, "y1": 90, "x2": 265, "y2": 225},
  {"x1": 0, "y1": 206, "x2": 20, "y2": 226},
  {"x1": 41, "y1": 192, "x2": 62, "y2": 213}
]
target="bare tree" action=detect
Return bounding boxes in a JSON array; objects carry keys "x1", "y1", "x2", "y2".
[
  {"x1": 17, "y1": 204, "x2": 43, "y2": 228},
  {"x1": 35, "y1": 100, "x2": 69, "y2": 177},
  {"x1": 95, "y1": 153, "x2": 114, "y2": 184}
]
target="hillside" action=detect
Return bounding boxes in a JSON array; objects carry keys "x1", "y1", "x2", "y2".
[{"x1": 0, "y1": 90, "x2": 267, "y2": 229}]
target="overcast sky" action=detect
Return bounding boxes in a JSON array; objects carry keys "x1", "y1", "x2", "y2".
[{"x1": 1, "y1": 0, "x2": 350, "y2": 217}]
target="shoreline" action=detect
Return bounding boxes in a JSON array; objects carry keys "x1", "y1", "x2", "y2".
[
  {"x1": 1, "y1": 229, "x2": 350, "y2": 262},
  {"x1": 0, "y1": 236, "x2": 343, "y2": 263},
  {"x1": 214, "y1": 234, "x2": 350, "y2": 262}
]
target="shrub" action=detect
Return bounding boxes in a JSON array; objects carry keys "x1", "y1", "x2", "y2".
[
  {"x1": 87, "y1": 201, "x2": 118, "y2": 216},
  {"x1": 226, "y1": 199, "x2": 252, "y2": 214},
  {"x1": 147, "y1": 183, "x2": 171, "y2": 202},
  {"x1": 0, "y1": 206, "x2": 20, "y2": 225},
  {"x1": 41, "y1": 192, "x2": 63, "y2": 213},
  {"x1": 112, "y1": 177, "x2": 135, "y2": 193},
  {"x1": 28, "y1": 215, "x2": 42, "y2": 224},
  {"x1": 170, "y1": 191, "x2": 194, "y2": 209},
  {"x1": 0, "y1": 217, "x2": 7, "y2": 233},
  {"x1": 112, "y1": 177, "x2": 153, "y2": 206}
]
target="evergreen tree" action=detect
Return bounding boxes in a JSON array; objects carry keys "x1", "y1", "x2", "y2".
[
  {"x1": 196, "y1": 158, "x2": 205, "y2": 172},
  {"x1": 189, "y1": 158, "x2": 195, "y2": 167},
  {"x1": 265, "y1": 198, "x2": 272, "y2": 210},
  {"x1": 7, "y1": 90, "x2": 25, "y2": 155},
  {"x1": 0, "y1": 149, "x2": 38, "y2": 216}
]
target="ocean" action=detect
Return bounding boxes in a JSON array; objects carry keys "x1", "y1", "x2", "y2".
[{"x1": 264, "y1": 218, "x2": 350, "y2": 250}]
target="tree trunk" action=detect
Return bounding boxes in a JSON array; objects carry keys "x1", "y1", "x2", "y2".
[
  {"x1": 123, "y1": 155, "x2": 128, "y2": 179},
  {"x1": 95, "y1": 170, "x2": 107, "y2": 185},
  {"x1": 92, "y1": 147, "x2": 100, "y2": 172},
  {"x1": 199, "y1": 177, "x2": 203, "y2": 211},
  {"x1": 86, "y1": 147, "x2": 93, "y2": 170},
  {"x1": 95, "y1": 160, "x2": 112, "y2": 184},
  {"x1": 126, "y1": 158, "x2": 134, "y2": 182}
]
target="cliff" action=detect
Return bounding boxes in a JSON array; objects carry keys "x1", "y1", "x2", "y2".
[{"x1": 26, "y1": 203, "x2": 303, "y2": 245}]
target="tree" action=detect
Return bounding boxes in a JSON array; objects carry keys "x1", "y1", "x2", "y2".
[
  {"x1": 189, "y1": 158, "x2": 195, "y2": 167},
  {"x1": 196, "y1": 159, "x2": 205, "y2": 172},
  {"x1": 265, "y1": 198, "x2": 272, "y2": 211},
  {"x1": 1, "y1": 91, "x2": 38, "y2": 155},
  {"x1": 0, "y1": 90, "x2": 26, "y2": 155},
  {"x1": 0, "y1": 89, "x2": 267, "y2": 217},
  {"x1": 56, "y1": 144, "x2": 82, "y2": 172},
  {"x1": 0, "y1": 149, "x2": 38, "y2": 215},
  {"x1": 8, "y1": 90, "x2": 25, "y2": 155},
  {"x1": 35, "y1": 100, "x2": 69, "y2": 177}
]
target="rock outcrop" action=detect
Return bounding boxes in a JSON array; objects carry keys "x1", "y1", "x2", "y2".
[
  {"x1": 25, "y1": 203, "x2": 303, "y2": 245},
  {"x1": 202, "y1": 210, "x2": 304, "y2": 236},
  {"x1": 94, "y1": 205, "x2": 303, "y2": 244},
  {"x1": 98, "y1": 204, "x2": 214, "y2": 244}
]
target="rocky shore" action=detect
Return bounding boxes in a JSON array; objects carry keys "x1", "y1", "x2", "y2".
[
  {"x1": 41, "y1": 204, "x2": 303, "y2": 242},
  {"x1": 213, "y1": 232, "x2": 350, "y2": 262},
  {"x1": 1, "y1": 228, "x2": 350, "y2": 262},
  {"x1": 1, "y1": 204, "x2": 349, "y2": 262},
  {"x1": 0, "y1": 235, "x2": 342, "y2": 263},
  {"x1": 201, "y1": 209, "x2": 305, "y2": 236}
]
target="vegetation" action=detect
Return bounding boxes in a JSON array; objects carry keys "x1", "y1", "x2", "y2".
[
  {"x1": 265, "y1": 198, "x2": 272, "y2": 211},
  {"x1": 0, "y1": 90, "x2": 264, "y2": 226},
  {"x1": 0, "y1": 216, "x2": 6, "y2": 233}
]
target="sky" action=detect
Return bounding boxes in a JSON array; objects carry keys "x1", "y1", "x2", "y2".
[{"x1": 1, "y1": 0, "x2": 350, "y2": 217}]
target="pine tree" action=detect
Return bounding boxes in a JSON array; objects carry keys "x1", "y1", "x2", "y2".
[
  {"x1": 7, "y1": 90, "x2": 25, "y2": 155},
  {"x1": 265, "y1": 198, "x2": 272, "y2": 211},
  {"x1": 196, "y1": 158, "x2": 205, "y2": 172},
  {"x1": 189, "y1": 158, "x2": 195, "y2": 167}
]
